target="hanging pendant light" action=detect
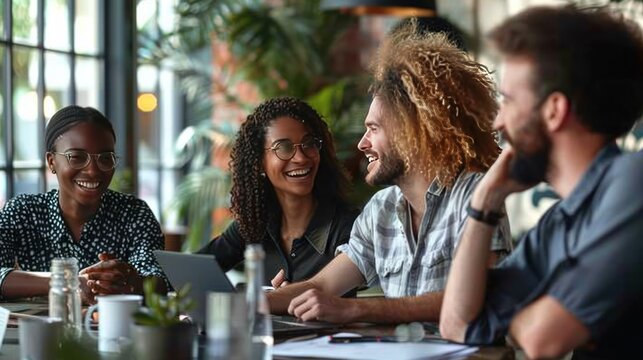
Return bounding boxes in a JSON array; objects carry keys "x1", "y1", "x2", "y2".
[{"x1": 321, "y1": 0, "x2": 436, "y2": 17}]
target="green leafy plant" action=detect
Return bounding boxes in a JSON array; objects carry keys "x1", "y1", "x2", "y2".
[
  {"x1": 133, "y1": 278, "x2": 195, "y2": 327},
  {"x1": 139, "y1": 0, "x2": 372, "y2": 250}
]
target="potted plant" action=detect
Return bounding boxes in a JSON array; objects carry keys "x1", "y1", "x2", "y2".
[{"x1": 131, "y1": 279, "x2": 197, "y2": 360}]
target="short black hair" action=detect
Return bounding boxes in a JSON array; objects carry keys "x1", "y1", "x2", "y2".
[{"x1": 45, "y1": 105, "x2": 116, "y2": 151}]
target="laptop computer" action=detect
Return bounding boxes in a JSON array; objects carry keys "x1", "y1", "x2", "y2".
[
  {"x1": 154, "y1": 250, "x2": 339, "y2": 335},
  {"x1": 154, "y1": 250, "x2": 235, "y2": 326}
]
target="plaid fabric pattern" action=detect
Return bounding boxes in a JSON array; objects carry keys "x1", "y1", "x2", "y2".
[{"x1": 337, "y1": 172, "x2": 512, "y2": 298}]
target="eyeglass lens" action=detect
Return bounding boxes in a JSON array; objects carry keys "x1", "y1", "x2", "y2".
[
  {"x1": 65, "y1": 151, "x2": 117, "y2": 171},
  {"x1": 274, "y1": 138, "x2": 321, "y2": 160}
]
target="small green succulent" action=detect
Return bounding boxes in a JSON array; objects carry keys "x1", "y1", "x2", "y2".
[{"x1": 133, "y1": 278, "x2": 195, "y2": 327}]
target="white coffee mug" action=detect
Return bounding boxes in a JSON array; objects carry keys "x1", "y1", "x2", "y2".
[
  {"x1": 84, "y1": 294, "x2": 143, "y2": 353},
  {"x1": 19, "y1": 317, "x2": 63, "y2": 360}
]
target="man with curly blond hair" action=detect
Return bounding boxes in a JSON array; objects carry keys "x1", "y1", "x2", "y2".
[{"x1": 267, "y1": 23, "x2": 512, "y2": 324}]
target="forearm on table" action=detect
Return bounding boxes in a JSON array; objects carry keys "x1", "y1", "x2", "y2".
[
  {"x1": 267, "y1": 280, "x2": 317, "y2": 314},
  {"x1": 509, "y1": 296, "x2": 590, "y2": 359},
  {"x1": 269, "y1": 253, "x2": 365, "y2": 315},
  {"x1": 348, "y1": 291, "x2": 444, "y2": 324},
  {"x1": 1, "y1": 270, "x2": 51, "y2": 299}
]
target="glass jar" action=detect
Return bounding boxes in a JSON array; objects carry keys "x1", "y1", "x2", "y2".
[{"x1": 49, "y1": 258, "x2": 82, "y2": 338}]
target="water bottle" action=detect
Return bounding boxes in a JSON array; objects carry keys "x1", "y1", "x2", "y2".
[
  {"x1": 49, "y1": 258, "x2": 82, "y2": 338},
  {"x1": 244, "y1": 244, "x2": 273, "y2": 360}
]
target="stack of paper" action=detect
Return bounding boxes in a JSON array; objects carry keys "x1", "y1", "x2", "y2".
[{"x1": 273, "y1": 332, "x2": 478, "y2": 360}]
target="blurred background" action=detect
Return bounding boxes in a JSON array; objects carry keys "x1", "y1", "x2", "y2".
[{"x1": 1, "y1": 0, "x2": 641, "y2": 252}]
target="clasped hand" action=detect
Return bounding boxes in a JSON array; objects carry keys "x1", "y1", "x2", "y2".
[{"x1": 79, "y1": 253, "x2": 141, "y2": 304}]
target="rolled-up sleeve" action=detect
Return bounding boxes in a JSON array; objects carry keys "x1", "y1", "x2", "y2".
[{"x1": 336, "y1": 200, "x2": 377, "y2": 286}]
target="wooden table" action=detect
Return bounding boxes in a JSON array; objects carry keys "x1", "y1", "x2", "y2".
[{"x1": 1, "y1": 302, "x2": 515, "y2": 359}]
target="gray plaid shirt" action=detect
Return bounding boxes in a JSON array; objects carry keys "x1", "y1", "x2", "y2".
[{"x1": 337, "y1": 172, "x2": 512, "y2": 298}]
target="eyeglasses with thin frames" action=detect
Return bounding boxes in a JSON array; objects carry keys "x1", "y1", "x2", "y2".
[
  {"x1": 50, "y1": 151, "x2": 119, "y2": 172},
  {"x1": 265, "y1": 137, "x2": 322, "y2": 161}
]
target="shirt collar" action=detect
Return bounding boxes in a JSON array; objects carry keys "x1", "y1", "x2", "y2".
[
  {"x1": 266, "y1": 198, "x2": 336, "y2": 255},
  {"x1": 304, "y1": 199, "x2": 336, "y2": 254},
  {"x1": 558, "y1": 142, "x2": 621, "y2": 216},
  {"x1": 426, "y1": 177, "x2": 445, "y2": 197}
]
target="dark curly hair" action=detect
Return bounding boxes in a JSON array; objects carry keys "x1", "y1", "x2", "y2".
[
  {"x1": 489, "y1": 6, "x2": 643, "y2": 139},
  {"x1": 230, "y1": 96, "x2": 350, "y2": 243}
]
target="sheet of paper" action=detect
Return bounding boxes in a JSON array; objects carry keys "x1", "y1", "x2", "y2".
[
  {"x1": 0, "y1": 306, "x2": 10, "y2": 350},
  {"x1": 273, "y1": 332, "x2": 478, "y2": 360}
]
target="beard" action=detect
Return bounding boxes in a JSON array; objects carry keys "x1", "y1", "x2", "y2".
[
  {"x1": 367, "y1": 150, "x2": 405, "y2": 186},
  {"x1": 504, "y1": 111, "x2": 551, "y2": 185}
]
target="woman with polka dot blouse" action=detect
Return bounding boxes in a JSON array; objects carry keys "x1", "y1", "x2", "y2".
[{"x1": 0, "y1": 105, "x2": 167, "y2": 304}]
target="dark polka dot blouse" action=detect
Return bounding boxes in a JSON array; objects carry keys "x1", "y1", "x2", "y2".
[{"x1": 0, "y1": 189, "x2": 167, "y2": 298}]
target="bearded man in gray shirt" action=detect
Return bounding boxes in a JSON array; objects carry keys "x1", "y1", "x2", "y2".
[{"x1": 440, "y1": 6, "x2": 643, "y2": 360}]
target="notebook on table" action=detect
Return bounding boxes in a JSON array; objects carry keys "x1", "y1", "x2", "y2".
[{"x1": 153, "y1": 250, "x2": 338, "y2": 336}]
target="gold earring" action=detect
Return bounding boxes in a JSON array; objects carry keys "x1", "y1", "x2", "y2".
[{"x1": 51, "y1": 169, "x2": 56, "y2": 174}]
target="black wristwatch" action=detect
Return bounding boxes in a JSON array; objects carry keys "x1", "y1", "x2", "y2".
[{"x1": 466, "y1": 202, "x2": 503, "y2": 226}]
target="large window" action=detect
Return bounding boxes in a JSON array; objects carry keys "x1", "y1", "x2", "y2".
[
  {"x1": 0, "y1": 0, "x2": 104, "y2": 204},
  {"x1": 136, "y1": 0, "x2": 183, "y2": 230}
]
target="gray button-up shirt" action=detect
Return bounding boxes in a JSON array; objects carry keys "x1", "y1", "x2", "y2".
[
  {"x1": 466, "y1": 144, "x2": 643, "y2": 359},
  {"x1": 337, "y1": 171, "x2": 512, "y2": 298}
]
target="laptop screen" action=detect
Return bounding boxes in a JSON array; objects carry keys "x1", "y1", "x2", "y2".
[{"x1": 154, "y1": 250, "x2": 235, "y2": 325}]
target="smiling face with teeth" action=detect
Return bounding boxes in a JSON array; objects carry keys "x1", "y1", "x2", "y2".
[
  {"x1": 263, "y1": 116, "x2": 320, "y2": 202},
  {"x1": 358, "y1": 97, "x2": 405, "y2": 186},
  {"x1": 46, "y1": 122, "x2": 116, "y2": 213}
]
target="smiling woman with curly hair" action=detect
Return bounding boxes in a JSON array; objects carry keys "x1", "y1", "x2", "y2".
[{"x1": 198, "y1": 96, "x2": 358, "y2": 287}]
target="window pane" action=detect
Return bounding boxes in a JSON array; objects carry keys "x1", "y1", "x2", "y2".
[
  {"x1": 159, "y1": 68, "x2": 180, "y2": 166},
  {"x1": 12, "y1": 46, "x2": 40, "y2": 162},
  {"x1": 0, "y1": 2, "x2": 5, "y2": 40},
  {"x1": 45, "y1": 51, "x2": 71, "y2": 120},
  {"x1": 13, "y1": 0, "x2": 38, "y2": 46},
  {"x1": 76, "y1": 56, "x2": 103, "y2": 109},
  {"x1": 137, "y1": 65, "x2": 159, "y2": 166},
  {"x1": 75, "y1": 0, "x2": 102, "y2": 55},
  {"x1": 44, "y1": 0, "x2": 70, "y2": 51},
  {"x1": 0, "y1": 171, "x2": 6, "y2": 206},
  {"x1": 0, "y1": 46, "x2": 5, "y2": 166},
  {"x1": 136, "y1": 0, "x2": 157, "y2": 32},
  {"x1": 161, "y1": 169, "x2": 181, "y2": 228},
  {"x1": 14, "y1": 170, "x2": 40, "y2": 196},
  {"x1": 138, "y1": 168, "x2": 160, "y2": 219}
]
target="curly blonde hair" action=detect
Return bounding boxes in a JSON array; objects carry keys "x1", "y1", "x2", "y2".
[{"x1": 370, "y1": 22, "x2": 499, "y2": 187}]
